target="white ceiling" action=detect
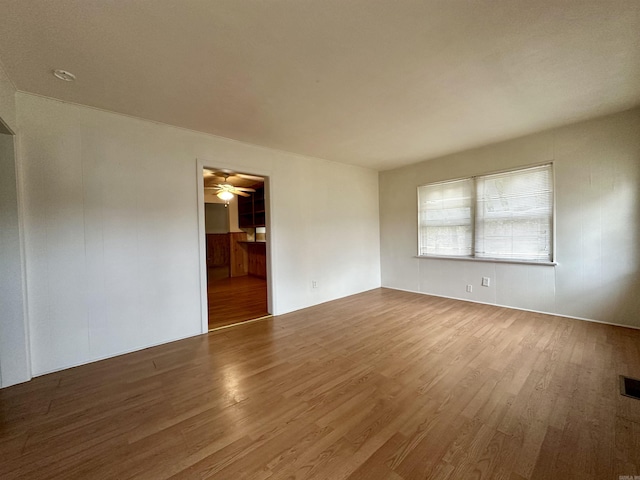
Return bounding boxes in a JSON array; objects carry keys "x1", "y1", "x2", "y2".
[{"x1": 0, "y1": 1, "x2": 639, "y2": 170}]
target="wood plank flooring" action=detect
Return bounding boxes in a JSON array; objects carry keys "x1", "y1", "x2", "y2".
[
  {"x1": 1, "y1": 288, "x2": 640, "y2": 479},
  {"x1": 208, "y1": 273, "x2": 268, "y2": 330}
]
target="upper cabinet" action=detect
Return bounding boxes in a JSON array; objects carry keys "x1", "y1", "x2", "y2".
[{"x1": 238, "y1": 185, "x2": 265, "y2": 228}]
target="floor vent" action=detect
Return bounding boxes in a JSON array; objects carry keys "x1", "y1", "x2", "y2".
[{"x1": 620, "y1": 375, "x2": 640, "y2": 400}]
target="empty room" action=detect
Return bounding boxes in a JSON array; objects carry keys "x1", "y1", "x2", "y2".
[{"x1": 1, "y1": 1, "x2": 639, "y2": 479}]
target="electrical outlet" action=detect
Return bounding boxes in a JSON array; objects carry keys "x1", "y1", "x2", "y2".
[
  {"x1": 482, "y1": 277, "x2": 490, "y2": 287},
  {"x1": 466, "y1": 284, "x2": 472, "y2": 293},
  {"x1": 312, "y1": 280, "x2": 318, "y2": 289}
]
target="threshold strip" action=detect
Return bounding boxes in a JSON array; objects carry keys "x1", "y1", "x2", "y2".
[{"x1": 208, "y1": 314, "x2": 273, "y2": 333}]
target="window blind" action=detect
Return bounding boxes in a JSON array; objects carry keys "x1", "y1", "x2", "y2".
[
  {"x1": 418, "y1": 178, "x2": 473, "y2": 256},
  {"x1": 475, "y1": 164, "x2": 552, "y2": 261}
]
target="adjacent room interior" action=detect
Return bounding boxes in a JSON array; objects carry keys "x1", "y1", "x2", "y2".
[
  {"x1": 0, "y1": 2, "x2": 639, "y2": 479},
  {"x1": 203, "y1": 168, "x2": 269, "y2": 330}
]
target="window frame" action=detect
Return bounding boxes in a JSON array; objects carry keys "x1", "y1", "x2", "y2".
[{"x1": 416, "y1": 162, "x2": 556, "y2": 265}]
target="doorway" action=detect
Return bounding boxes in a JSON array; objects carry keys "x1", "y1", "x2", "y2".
[
  {"x1": 0, "y1": 118, "x2": 31, "y2": 387},
  {"x1": 198, "y1": 166, "x2": 270, "y2": 331}
]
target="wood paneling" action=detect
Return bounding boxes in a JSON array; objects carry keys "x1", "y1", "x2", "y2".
[
  {"x1": 206, "y1": 233, "x2": 230, "y2": 268},
  {"x1": 1, "y1": 288, "x2": 639, "y2": 479},
  {"x1": 229, "y1": 232, "x2": 248, "y2": 277},
  {"x1": 247, "y1": 242, "x2": 266, "y2": 278}
]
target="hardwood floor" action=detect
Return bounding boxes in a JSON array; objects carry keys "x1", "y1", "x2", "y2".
[
  {"x1": 208, "y1": 271, "x2": 268, "y2": 330},
  {"x1": 1, "y1": 288, "x2": 639, "y2": 479}
]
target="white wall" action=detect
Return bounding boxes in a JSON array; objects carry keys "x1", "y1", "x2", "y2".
[
  {"x1": 204, "y1": 203, "x2": 228, "y2": 234},
  {"x1": 380, "y1": 108, "x2": 640, "y2": 328},
  {"x1": 204, "y1": 193, "x2": 242, "y2": 232},
  {"x1": 17, "y1": 93, "x2": 381, "y2": 376}
]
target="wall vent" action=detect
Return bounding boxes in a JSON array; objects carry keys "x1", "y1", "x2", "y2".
[{"x1": 619, "y1": 375, "x2": 640, "y2": 400}]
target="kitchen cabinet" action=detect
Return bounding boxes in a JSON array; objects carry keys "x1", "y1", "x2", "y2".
[{"x1": 238, "y1": 185, "x2": 265, "y2": 228}]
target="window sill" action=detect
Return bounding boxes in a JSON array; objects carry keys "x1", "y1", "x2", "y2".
[{"x1": 415, "y1": 255, "x2": 557, "y2": 266}]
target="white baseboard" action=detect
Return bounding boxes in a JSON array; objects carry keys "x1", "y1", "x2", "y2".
[
  {"x1": 382, "y1": 285, "x2": 640, "y2": 331},
  {"x1": 32, "y1": 331, "x2": 203, "y2": 377}
]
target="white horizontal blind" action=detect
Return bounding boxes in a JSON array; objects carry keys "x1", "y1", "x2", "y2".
[
  {"x1": 475, "y1": 164, "x2": 552, "y2": 261},
  {"x1": 418, "y1": 178, "x2": 473, "y2": 256}
]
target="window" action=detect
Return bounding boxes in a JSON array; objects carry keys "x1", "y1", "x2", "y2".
[
  {"x1": 418, "y1": 178, "x2": 473, "y2": 256},
  {"x1": 418, "y1": 164, "x2": 553, "y2": 262}
]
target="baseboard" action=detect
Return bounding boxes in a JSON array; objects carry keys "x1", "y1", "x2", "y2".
[
  {"x1": 382, "y1": 285, "x2": 640, "y2": 331},
  {"x1": 276, "y1": 285, "x2": 382, "y2": 317},
  {"x1": 32, "y1": 331, "x2": 203, "y2": 378}
]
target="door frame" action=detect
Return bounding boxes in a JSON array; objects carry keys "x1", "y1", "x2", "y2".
[
  {"x1": 196, "y1": 158, "x2": 274, "y2": 333},
  {"x1": 0, "y1": 118, "x2": 32, "y2": 387}
]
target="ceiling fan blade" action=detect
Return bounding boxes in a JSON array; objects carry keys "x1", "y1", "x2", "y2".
[
  {"x1": 204, "y1": 186, "x2": 248, "y2": 197},
  {"x1": 235, "y1": 173, "x2": 264, "y2": 182},
  {"x1": 233, "y1": 187, "x2": 256, "y2": 192},
  {"x1": 204, "y1": 169, "x2": 263, "y2": 181}
]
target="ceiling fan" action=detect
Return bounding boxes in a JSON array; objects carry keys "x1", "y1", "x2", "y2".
[{"x1": 203, "y1": 170, "x2": 260, "y2": 201}]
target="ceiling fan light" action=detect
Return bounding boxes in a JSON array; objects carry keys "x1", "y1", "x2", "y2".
[{"x1": 217, "y1": 190, "x2": 234, "y2": 201}]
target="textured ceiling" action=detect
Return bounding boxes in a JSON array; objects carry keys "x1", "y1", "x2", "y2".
[{"x1": 0, "y1": 0, "x2": 639, "y2": 170}]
